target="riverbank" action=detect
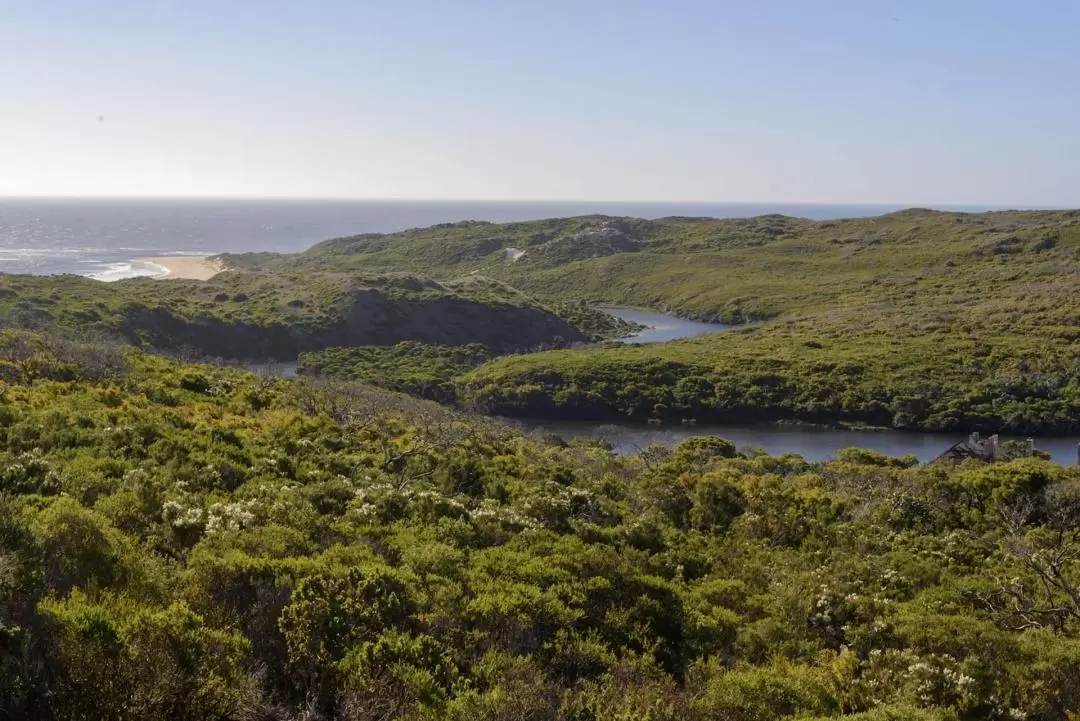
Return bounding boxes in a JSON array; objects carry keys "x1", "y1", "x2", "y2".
[{"x1": 136, "y1": 256, "x2": 224, "y2": 280}]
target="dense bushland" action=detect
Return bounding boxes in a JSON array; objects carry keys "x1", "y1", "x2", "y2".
[
  {"x1": 457, "y1": 325, "x2": 1080, "y2": 434},
  {"x1": 297, "y1": 341, "x2": 492, "y2": 404},
  {"x1": 2, "y1": 330, "x2": 1080, "y2": 719}
]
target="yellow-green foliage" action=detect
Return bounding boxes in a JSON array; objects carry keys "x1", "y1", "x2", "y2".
[
  {"x1": 457, "y1": 325, "x2": 1080, "y2": 433},
  {"x1": 298, "y1": 341, "x2": 493, "y2": 404},
  {"x1": 1, "y1": 331, "x2": 1080, "y2": 719}
]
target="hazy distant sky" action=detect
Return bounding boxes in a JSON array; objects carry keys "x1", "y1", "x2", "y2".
[{"x1": 2, "y1": 0, "x2": 1079, "y2": 203}]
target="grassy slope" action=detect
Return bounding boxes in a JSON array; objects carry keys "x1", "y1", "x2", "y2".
[
  {"x1": 224, "y1": 209, "x2": 1080, "y2": 433},
  {"x1": 222, "y1": 210, "x2": 1080, "y2": 321}
]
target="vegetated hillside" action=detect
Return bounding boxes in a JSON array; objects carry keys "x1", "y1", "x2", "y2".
[
  {"x1": 453, "y1": 210, "x2": 1080, "y2": 434},
  {"x1": 221, "y1": 214, "x2": 813, "y2": 319},
  {"x1": 220, "y1": 209, "x2": 1080, "y2": 322},
  {"x1": 457, "y1": 319, "x2": 1080, "y2": 434},
  {"x1": 3, "y1": 328, "x2": 1080, "y2": 720},
  {"x1": 297, "y1": 341, "x2": 493, "y2": 404},
  {"x1": 224, "y1": 208, "x2": 1080, "y2": 433},
  {"x1": 292, "y1": 304, "x2": 643, "y2": 407},
  {"x1": 0, "y1": 271, "x2": 586, "y2": 360}
]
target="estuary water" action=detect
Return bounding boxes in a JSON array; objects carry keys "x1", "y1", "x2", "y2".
[
  {"x1": 515, "y1": 419, "x2": 1080, "y2": 465},
  {"x1": 604, "y1": 307, "x2": 733, "y2": 343}
]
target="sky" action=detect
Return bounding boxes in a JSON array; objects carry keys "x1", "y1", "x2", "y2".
[{"x1": 2, "y1": 0, "x2": 1080, "y2": 204}]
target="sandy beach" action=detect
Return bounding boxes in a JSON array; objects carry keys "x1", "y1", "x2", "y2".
[{"x1": 137, "y1": 256, "x2": 225, "y2": 280}]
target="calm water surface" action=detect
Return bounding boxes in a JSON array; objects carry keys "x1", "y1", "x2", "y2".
[
  {"x1": 604, "y1": 307, "x2": 733, "y2": 343},
  {"x1": 245, "y1": 361, "x2": 298, "y2": 377},
  {"x1": 514, "y1": 419, "x2": 1080, "y2": 465}
]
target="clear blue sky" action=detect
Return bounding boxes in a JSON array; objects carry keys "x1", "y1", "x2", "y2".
[{"x1": 2, "y1": 0, "x2": 1079, "y2": 204}]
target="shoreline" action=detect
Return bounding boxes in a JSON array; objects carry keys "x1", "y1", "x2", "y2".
[{"x1": 136, "y1": 256, "x2": 225, "y2": 280}]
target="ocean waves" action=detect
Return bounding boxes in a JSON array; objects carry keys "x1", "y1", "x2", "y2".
[{"x1": 85, "y1": 260, "x2": 169, "y2": 281}]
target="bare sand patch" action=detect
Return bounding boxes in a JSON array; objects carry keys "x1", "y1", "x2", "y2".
[{"x1": 137, "y1": 256, "x2": 224, "y2": 280}]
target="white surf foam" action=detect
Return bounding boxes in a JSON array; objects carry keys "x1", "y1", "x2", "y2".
[{"x1": 87, "y1": 260, "x2": 170, "y2": 282}]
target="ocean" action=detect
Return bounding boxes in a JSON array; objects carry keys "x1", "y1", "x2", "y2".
[{"x1": 0, "y1": 198, "x2": 1055, "y2": 280}]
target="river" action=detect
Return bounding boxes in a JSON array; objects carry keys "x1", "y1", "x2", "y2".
[
  {"x1": 245, "y1": 361, "x2": 299, "y2": 377},
  {"x1": 603, "y1": 307, "x2": 734, "y2": 343},
  {"x1": 513, "y1": 419, "x2": 1079, "y2": 465}
]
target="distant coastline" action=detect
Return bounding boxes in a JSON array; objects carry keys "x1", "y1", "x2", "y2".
[
  {"x1": 136, "y1": 255, "x2": 224, "y2": 280},
  {"x1": 0, "y1": 198, "x2": 1072, "y2": 280}
]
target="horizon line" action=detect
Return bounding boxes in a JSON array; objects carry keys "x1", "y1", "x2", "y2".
[{"x1": 0, "y1": 195, "x2": 1074, "y2": 210}]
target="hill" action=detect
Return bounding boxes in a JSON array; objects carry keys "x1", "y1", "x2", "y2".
[
  {"x1": 0, "y1": 271, "x2": 586, "y2": 360},
  {"x1": 222, "y1": 209, "x2": 1080, "y2": 433},
  {"x1": 220, "y1": 209, "x2": 1080, "y2": 322}
]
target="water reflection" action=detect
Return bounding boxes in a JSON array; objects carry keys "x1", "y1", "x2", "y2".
[
  {"x1": 244, "y1": 361, "x2": 298, "y2": 377},
  {"x1": 515, "y1": 419, "x2": 1080, "y2": 465},
  {"x1": 604, "y1": 307, "x2": 733, "y2": 344}
]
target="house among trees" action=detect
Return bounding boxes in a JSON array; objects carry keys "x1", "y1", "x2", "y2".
[
  {"x1": 931, "y1": 432, "x2": 1038, "y2": 465},
  {"x1": 932, "y1": 432, "x2": 1002, "y2": 464}
]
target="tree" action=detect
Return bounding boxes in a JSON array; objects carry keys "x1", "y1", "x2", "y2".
[{"x1": 279, "y1": 567, "x2": 414, "y2": 711}]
